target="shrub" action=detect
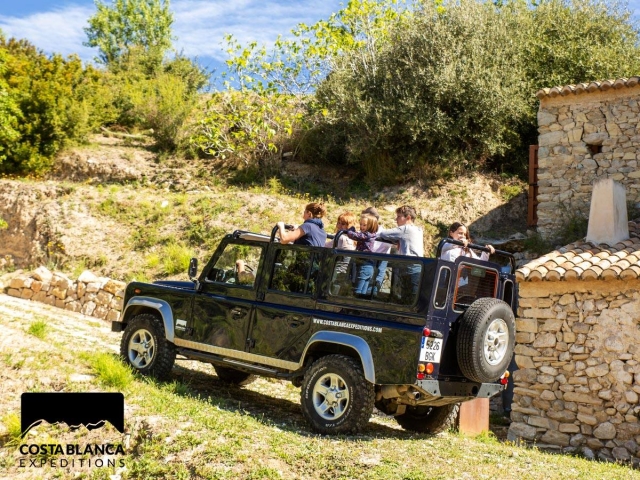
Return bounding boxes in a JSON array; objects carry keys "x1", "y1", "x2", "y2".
[
  {"x1": 190, "y1": 89, "x2": 306, "y2": 168},
  {"x1": 0, "y1": 37, "x2": 110, "y2": 174}
]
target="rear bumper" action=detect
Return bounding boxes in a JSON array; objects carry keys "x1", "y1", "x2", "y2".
[
  {"x1": 111, "y1": 321, "x2": 125, "y2": 333},
  {"x1": 416, "y1": 379, "x2": 502, "y2": 399}
]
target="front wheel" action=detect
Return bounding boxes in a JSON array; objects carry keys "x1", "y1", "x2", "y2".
[
  {"x1": 395, "y1": 403, "x2": 459, "y2": 434},
  {"x1": 120, "y1": 313, "x2": 176, "y2": 380},
  {"x1": 456, "y1": 298, "x2": 515, "y2": 383},
  {"x1": 301, "y1": 355, "x2": 374, "y2": 435}
]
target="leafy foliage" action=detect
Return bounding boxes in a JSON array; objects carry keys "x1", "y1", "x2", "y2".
[
  {"x1": 214, "y1": 0, "x2": 640, "y2": 182},
  {"x1": 0, "y1": 37, "x2": 110, "y2": 174},
  {"x1": 84, "y1": 0, "x2": 174, "y2": 74},
  {"x1": 191, "y1": 90, "x2": 304, "y2": 167}
]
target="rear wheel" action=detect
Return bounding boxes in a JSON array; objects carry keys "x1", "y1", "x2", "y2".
[
  {"x1": 301, "y1": 355, "x2": 374, "y2": 435},
  {"x1": 456, "y1": 298, "x2": 515, "y2": 383},
  {"x1": 120, "y1": 314, "x2": 176, "y2": 380},
  {"x1": 395, "y1": 403, "x2": 459, "y2": 434},
  {"x1": 214, "y1": 365, "x2": 256, "y2": 386}
]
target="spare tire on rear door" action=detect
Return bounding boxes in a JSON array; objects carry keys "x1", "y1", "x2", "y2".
[{"x1": 456, "y1": 297, "x2": 515, "y2": 383}]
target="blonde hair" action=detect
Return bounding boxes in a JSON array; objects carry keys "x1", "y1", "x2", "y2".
[
  {"x1": 336, "y1": 211, "x2": 356, "y2": 233},
  {"x1": 305, "y1": 202, "x2": 326, "y2": 218},
  {"x1": 359, "y1": 214, "x2": 379, "y2": 234}
]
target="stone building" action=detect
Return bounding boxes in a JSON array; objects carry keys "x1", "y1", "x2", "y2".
[
  {"x1": 509, "y1": 218, "x2": 640, "y2": 463},
  {"x1": 535, "y1": 77, "x2": 640, "y2": 239}
]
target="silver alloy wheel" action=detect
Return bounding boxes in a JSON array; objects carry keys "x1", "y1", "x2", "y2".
[
  {"x1": 128, "y1": 328, "x2": 156, "y2": 369},
  {"x1": 312, "y1": 372, "x2": 350, "y2": 421},
  {"x1": 484, "y1": 318, "x2": 508, "y2": 365}
]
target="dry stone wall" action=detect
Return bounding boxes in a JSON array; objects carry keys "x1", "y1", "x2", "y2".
[
  {"x1": 536, "y1": 88, "x2": 640, "y2": 239},
  {"x1": 509, "y1": 280, "x2": 640, "y2": 465},
  {"x1": 4, "y1": 266, "x2": 125, "y2": 322}
]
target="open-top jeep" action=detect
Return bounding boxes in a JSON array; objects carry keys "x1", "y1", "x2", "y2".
[{"x1": 112, "y1": 226, "x2": 517, "y2": 435}]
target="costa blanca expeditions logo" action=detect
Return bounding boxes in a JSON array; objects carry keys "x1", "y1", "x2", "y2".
[{"x1": 19, "y1": 392, "x2": 126, "y2": 469}]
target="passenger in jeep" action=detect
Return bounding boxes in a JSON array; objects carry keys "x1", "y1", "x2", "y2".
[
  {"x1": 376, "y1": 205, "x2": 424, "y2": 257},
  {"x1": 276, "y1": 202, "x2": 327, "y2": 246},
  {"x1": 440, "y1": 222, "x2": 495, "y2": 262},
  {"x1": 345, "y1": 214, "x2": 378, "y2": 295}
]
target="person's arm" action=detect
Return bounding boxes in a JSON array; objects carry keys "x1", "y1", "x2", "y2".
[
  {"x1": 277, "y1": 222, "x2": 305, "y2": 244},
  {"x1": 345, "y1": 230, "x2": 376, "y2": 241},
  {"x1": 441, "y1": 244, "x2": 465, "y2": 262},
  {"x1": 475, "y1": 244, "x2": 495, "y2": 261}
]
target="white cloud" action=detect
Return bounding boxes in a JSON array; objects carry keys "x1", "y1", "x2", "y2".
[
  {"x1": 172, "y1": 0, "x2": 338, "y2": 61},
  {"x1": 0, "y1": 4, "x2": 96, "y2": 61},
  {"x1": 0, "y1": 0, "x2": 340, "y2": 65}
]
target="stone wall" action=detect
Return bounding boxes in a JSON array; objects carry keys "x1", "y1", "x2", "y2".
[
  {"x1": 536, "y1": 87, "x2": 640, "y2": 239},
  {"x1": 508, "y1": 280, "x2": 640, "y2": 464},
  {"x1": 4, "y1": 266, "x2": 125, "y2": 322}
]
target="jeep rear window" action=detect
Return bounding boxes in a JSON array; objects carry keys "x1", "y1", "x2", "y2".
[
  {"x1": 269, "y1": 248, "x2": 320, "y2": 295},
  {"x1": 453, "y1": 264, "x2": 498, "y2": 310},
  {"x1": 328, "y1": 255, "x2": 422, "y2": 306}
]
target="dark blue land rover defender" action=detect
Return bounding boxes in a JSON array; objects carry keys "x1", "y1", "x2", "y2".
[{"x1": 112, "y1": 226, "x2": 517, "y2": 435}]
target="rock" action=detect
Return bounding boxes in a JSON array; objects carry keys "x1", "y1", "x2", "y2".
[
  {"x1": 581, "y1": 447, "x2": 595, "y2": 460},
  {"x1": 32, "y1": 266, "x2": 53, "y2": 283},
  {"x1": 593, "y1": 422, "x2": 617, "y2": 440},
  {"x1": 508, "y1": 422, "x2": 538, "y2": 441},
  {"x1": 81, "y1": 301, "x2": 97, "y2": 316},
  {"x1": 540, "y1": 430, "x2": 570, "y2": 447},
  {"x1": 533, "y1": 333, "x2": 557, "y2": 349},
  {"x1": 612, "y1": 447, "x2": 631, "y2": 461},
  {"x1": 78, "y1": 270, "x2": 100, "y2": 283}
]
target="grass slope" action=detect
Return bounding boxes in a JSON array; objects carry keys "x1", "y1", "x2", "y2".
[{"x1": 0, "y1": 294, "x2": 637, "y2": 480}]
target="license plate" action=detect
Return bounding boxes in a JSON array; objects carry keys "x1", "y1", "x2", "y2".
[{"x1": 419, "y1": 337, "x2": 443, "y2": 363}]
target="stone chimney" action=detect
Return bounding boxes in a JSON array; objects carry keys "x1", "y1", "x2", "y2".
[{"x1": 586, "y1": 178, "x2": 629, "y2": 245}]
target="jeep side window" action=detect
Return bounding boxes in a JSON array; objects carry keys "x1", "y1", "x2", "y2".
[
  {"x1": 329, "y1": 255, "x2": 422, "y2": 306},
  {"x1": 434, "y1": 267, "x2": 451, "y2": 309},
  {"x1": 206, "y1": 243, "x2": 264, "y2": 287},
  {"x1": 269, "y1": 248, "x2": 319, "y2": 295},
  {"x1": 453, "y1": 264, "x2": 498, "y2": 310}
]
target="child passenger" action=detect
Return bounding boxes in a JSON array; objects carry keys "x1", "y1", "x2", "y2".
[
  {"x1": 344, "y1": 214, "x2": 378, "y2": 295},
  {"x1": 440, "y1": 222, "x2": 495, "y2": 262}
]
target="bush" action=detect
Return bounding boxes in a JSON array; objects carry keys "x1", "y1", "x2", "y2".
[
  {"x1": 316, "y1": 0, "x2": 531, "y2": 182},
  {"x1": 0, "y1": 37, "x2": 111, "y2": 174},
  {"x1": 190, "y1": 90, "x2": 305, "y2": 167}
]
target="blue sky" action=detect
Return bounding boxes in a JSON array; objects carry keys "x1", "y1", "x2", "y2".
[
  {"x1": 0, "y1": 0, "x2": 343, "y2": 75},
  {"x1": 1, "y1": 0, "x2": 640, "y2": 77}
]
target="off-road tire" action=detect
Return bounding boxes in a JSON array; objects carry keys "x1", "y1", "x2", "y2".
[
  {"x1": 456, "y1": 298, "x2": 515, "y2": 383},
  {"x1": 395, "y1": 403, "x2": 460, "y2": 434},
  {"x1": 120, "y1": 313, "x2": 176, "y2": 381},
  {"x1": 214, "y1": 365, "x2": 256, "y2": 386},
  {"x1": 301, "y1": 354, "x2": 374, "y2": 435}
]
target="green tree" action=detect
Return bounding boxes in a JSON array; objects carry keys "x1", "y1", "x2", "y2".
[
  {"x1": 84, "y1": 0, "x2": 174, "y2": 73},
  {"x1": 0, "y1": 32, "x2": 21, "y2": 164},
  {"x1": 0, "y1": 37, "x2": 108, "y2": 174}
]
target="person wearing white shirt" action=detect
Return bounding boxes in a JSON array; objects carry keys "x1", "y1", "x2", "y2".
[
  {"x1": 440, "y1": 222, "x2": 495, "y2": 262},
  {"x1": 376, "y1": 205, "x2": 424, "y2": 295}
]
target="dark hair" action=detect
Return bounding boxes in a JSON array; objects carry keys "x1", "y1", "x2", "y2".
[
  {"x1": 448, "y1": 222, "x2": 469, "y2": 239},
  {"x1": 305, "y1": 202, "x2": 327, "y2": 218},
  {"x1": 395, "y1": 205, "x2": 417, "y2": 221},
  {"x1": 361, "y1": 206, "x2": 380, "y2": 220}
]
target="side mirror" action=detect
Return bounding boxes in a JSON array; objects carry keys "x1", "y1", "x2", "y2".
[{"x1": 188, "y1": 257, "x2": 198, "y2": 280}]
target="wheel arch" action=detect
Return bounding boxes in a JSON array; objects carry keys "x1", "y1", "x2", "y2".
[
  {"x1": 301, "y1": 331, "x2": 375, "y2": 383},
  {"x1": 121, "y1": 297, "x2": 175, "y2": 342}
]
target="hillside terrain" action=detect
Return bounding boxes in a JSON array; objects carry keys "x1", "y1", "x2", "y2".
[{"x1": 0, "y1": 135, "x2": 529, "y2": 283}]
